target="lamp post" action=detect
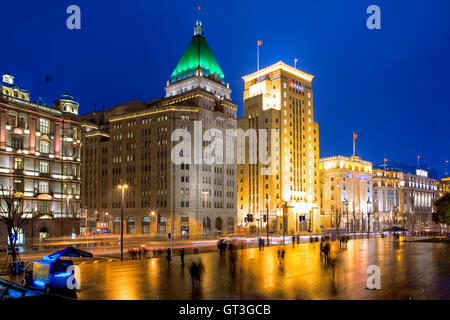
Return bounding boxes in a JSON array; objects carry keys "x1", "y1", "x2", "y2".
[
  {"x1": 202, "y1": 190, "x2": 209, "y2": 237},
  {"x1": 366, "y1": 199, "x2": 372, "y2": 238},
  {"x1": 342, "y1": 199, "x2": 349, "y2": 235},
  {"x1": 265, "y1": 195, "x2": 270, "y2": 246},
  {"x1": 117, "y1": 184, "x2": 128, "y2": 261}
]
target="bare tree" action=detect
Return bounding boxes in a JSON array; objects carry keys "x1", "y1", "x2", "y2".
[
  {"x1": 0, "y1": 185, "x2": 28, "y2": 262},
  {"x1": 334, "y1": 207, "x2": 343, "y2": 237},
  {"x1": 352, "y1": 202, "x2": 357, "y2": 238}
]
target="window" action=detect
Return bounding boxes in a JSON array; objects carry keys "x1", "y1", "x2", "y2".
[
  {"x1": 14, "y1": 158, "x2": 23, "y2": 170},
  {"x1": 38, "y1": 181, "x2": 49, "y2": 193},
  {"x1": 39, "y1": 161, "x2": 49, "y2": 173},
  {"x1": 39, "y1": 118, "x2": 50, "y2": 134},
  {"x1": 12, "y1": 137, "x2": 23, "y2": 149},
  {"x1": 40, "y1": 141, "x2": 49, "y2": 154}
]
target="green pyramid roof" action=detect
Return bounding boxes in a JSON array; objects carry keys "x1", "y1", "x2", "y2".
[{"x1": 170, "y1": 24, "x2": 225, "y2": 82}]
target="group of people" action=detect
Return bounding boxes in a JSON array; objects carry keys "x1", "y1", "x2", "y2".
[
  {"x1": 127, "y1": 247, "x2": 147, "y2": 259},
  {"x1": 258, "y1": 237, "x2": 266, "y2": 250},
  {"x1": 320, "y1": 239, "x2": 331, "y2": 262},
  {"x1": 291, "y1": 236, "x2": 301, "y2": 245},
  {"x1": 189, "y1": 260, "x2": 204, "y2": 291},
  {"x1": 339, "y1": 236, "x2": 350, "y2": 248}
]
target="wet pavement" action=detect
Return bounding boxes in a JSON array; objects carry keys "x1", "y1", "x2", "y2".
[{"x1": 71, "y1": 237, "x2": 449, "y2": 300}]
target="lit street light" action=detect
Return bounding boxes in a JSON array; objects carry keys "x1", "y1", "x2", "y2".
[{"x1": 117, "y1": 184, "x2": 128, "y2": 261}]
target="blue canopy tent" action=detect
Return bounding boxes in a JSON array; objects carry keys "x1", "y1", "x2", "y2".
[{"x1": 46, "y1": 246, "x2": 93, "y2": 261}]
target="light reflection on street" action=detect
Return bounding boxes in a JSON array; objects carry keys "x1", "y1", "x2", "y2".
[{"x1": 74, "y1": 238, "x2": 449, "y2": 300}]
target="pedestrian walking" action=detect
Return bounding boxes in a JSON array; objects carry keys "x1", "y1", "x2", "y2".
[
  {"x1": 292, "y1": 236, "x2": 296, "y2": 246},
  {"x1": 166, "y1": 248, "x2": 172, "y2": 264},
  {"x1": 258, "y1": 237, "x2": 262, "y2": 251},
  {"x1": 180, "y1": 248, "x2": 185, "y2": 267},
  {"x1": 323, "y1": 243, "x2": 330, "y2": 263},
  {"x1": 137, "y1": 248, "x2": 142, "y2": 259}
]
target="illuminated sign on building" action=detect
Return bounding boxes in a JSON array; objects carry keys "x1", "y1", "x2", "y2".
[
  {"x1": 13, "y1": 128, "x2": 23, "y2": 135},
  {"x1": 290, "y1": 81, "x2": 304, "y2": 91}
]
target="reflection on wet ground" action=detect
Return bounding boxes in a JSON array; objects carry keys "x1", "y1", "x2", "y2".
[{"x1": 76, "y1": 238, "x2": 450, "y2": 300}]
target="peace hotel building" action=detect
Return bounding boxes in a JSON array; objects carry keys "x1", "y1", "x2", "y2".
[
  {"x1": 81, "y1": 22, "x2": 237, "y2": 237},
  {"x1": 237, "y1": 62, "x2": 321, "y2": 235},
  {"x1": 0, "y1": 74, "x2": 82, "y2": 243}
]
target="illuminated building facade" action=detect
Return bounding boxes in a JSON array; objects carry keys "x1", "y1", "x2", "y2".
[
  {"x1": 372, "y1": 168, "x2": 404, "y2": 231},
  {"x1": 372, "y1": 168, "x2": 439, "y2": 233},
  {"x1": 319, "y1": 156, "x2": 373, "y2": 233},
  {"x1": 81, "y1": 21, "x2": 237, "y2": 238},
  {"x1": 237, "y1": 62, "x2": 320, "y2": 235},
  {"x1": 402, "y1": 169, "x2": 438, "y2": 233},
  {"x1": 0, "y1": 74, "x2": 82, "y2": 243},
  {"x1": 437, "y1": 176, "x2": 450, "y2": 198}
]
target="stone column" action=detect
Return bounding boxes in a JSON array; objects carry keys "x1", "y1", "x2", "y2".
[
  {"x1": 29, "y1": 115, "x2": 36, "y2": 154},
  {"x1": 54, "y1": 121, "x2": 62, "y2": 158},
  {"x1": 0, "y1": 108, "x2": 7, "y2": 150}
]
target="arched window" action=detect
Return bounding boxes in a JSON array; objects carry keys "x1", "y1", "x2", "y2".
[
  {"x1": 142, "y1": 217, "x2": 150, "y2": 234},
  {"x1": 9, "y1": 227, "x2": 25, "y2": 245},
  {"x1": 127, "y1": 217, "x2": 135, "y2": 234},
  {"x1": 227, "y1": 217, "x2": 234, "y2": 234},
  {"x1": 203, "y1": 217, "x2": 211, "y2": 236},
  {"x1": 113, "y1": 216, "x2": 120, "y2": 234},
  {"x1": 215, "y1": 217, "x2": 223, "y2": 235}
]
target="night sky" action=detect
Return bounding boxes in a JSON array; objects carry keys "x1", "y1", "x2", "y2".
[{"x1": 1, "y1": 0, "x2": 449, "y2": 177}]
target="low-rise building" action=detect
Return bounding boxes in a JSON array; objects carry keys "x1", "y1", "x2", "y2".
[{"x1": 319, "y1": 155, "x2": 373, "y2": 234}]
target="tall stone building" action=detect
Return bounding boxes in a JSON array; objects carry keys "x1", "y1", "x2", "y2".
[
  {"x1": 319, "y1": 155, "x2": 373, "y2": 234},
  {"x1": 0, "y1": 74, "x2": 82, "y2": 243},
  {"x1": 237, "y1": 62, "x2": 320, "y2": 235},
  {"x1": 81, "y1": 21, "x2": 237, "y2": 238}
]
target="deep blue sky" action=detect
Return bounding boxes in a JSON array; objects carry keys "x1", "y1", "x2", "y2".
[{"x1": 1, "y1": 0, "x2": 449, "y2": 177}]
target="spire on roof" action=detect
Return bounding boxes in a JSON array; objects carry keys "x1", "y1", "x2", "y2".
[
  {"x1": 194, "y1": 20, "x2": 204, "y2": 36},
  {"x1": 169, "y1": 21, "x2": 225, "y2": 83}
]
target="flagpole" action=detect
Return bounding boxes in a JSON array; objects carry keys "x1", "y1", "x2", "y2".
[
  {"x1": 257, "y1": 43, "x2": 260, "y2": 71},
  {"x1": 353, "y1": 134, "x2": 355, "y2": 156}
]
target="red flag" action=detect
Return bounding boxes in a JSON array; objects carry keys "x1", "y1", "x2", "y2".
[
  {"x1": 257, "y1": 40, "x2": 263, "y2": 46},
  {"x1": 353, "y1": 132, "x2": 358, "y2": 140},
  {"x1": 446, "y1": 160, "x2": 449, "y2": 163},
  {"x1": 418, "y1": 155, "x2": 421, "y2": 159},
  {"x1": 384, "y1": 158, "x2": 388, "y2": 162},
  {"x1": 198, "y1": 5, "x2": 201, "y2": 11}
]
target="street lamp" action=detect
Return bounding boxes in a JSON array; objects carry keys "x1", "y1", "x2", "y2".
[
  {"x1": 117, "y1": 184, "x2": 128, "y2": 261},
  {"x1": 342, "y1": 199, "x2": 349, "y2": 235},
  {"x1": 366, "y1": 198, "x2": 372, "y2": 238},
  {"x1": 264, "y1": 195, "x2": 270, "y2": 246}
]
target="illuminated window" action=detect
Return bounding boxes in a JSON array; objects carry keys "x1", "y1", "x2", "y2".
[
  {"x1": 38, "y1": 181, "x2": 49, "y2": 193},
  {"x1": 40, "y1": 141, "x2": 49, "y2": 154},
  {"x1": 14, "y1": 157, "x2": 23, "y2": 170},
  {"x1": 39, "y1": 118, "x2": 50, "y2": 134},
  {"x1": 39, "y1": 161, "x2": 49, "y2": 173}
]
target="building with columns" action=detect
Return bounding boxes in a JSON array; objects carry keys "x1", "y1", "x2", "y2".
[
  {"x1": 81, "y1": 21, "x2": 237, "y2": 238},
  {"x1": 402, "y1": 169, "x2": 438, "y2": 233},
  {"x1": 372, "y1": 167, "x2": 439, "y2": 233},
  {"x1": 237, "y1": 62, "x2": 320, "y2": 235},
  {"x1": 0, "y1": 74, "x2": 82, "y2": 243},
  {"x1": 372, "y1": 168, "x2": 403, "y2": 231},
  {"x1": 319, "y1": 155, "x2": 373, "y2": 234}
]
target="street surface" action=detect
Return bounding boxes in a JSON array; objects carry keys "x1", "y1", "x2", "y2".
[{"x1": 43, "y1": 238, "x2": 450, "y2": 299}]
